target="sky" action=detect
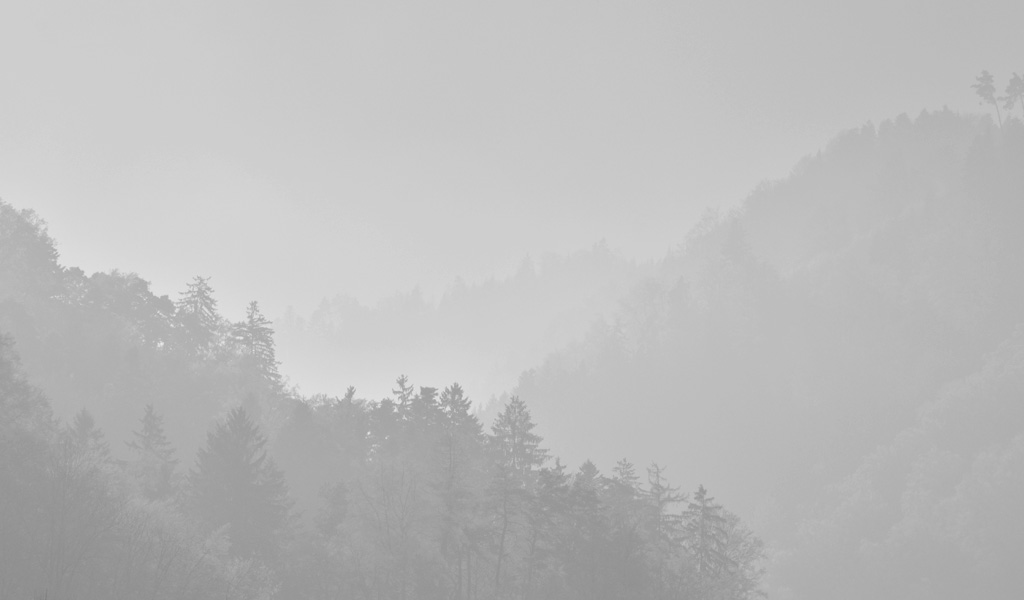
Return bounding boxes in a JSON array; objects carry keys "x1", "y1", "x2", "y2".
[{"x1": 1, "y1": 0, "x2": 1022, "y2": 321}]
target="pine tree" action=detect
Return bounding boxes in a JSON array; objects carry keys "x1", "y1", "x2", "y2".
[
  {"x1": 436, "y1": 383, "x2": 486, "y2": 600},
  {"x1": 522, "y1": 459, "x2": 570, "y2": 597},
  {"x1": 409, "y1": 385, "x2": 439, "y2": 427},
  {"x1": 488, "y1": 396, "x2": 548, "y2": 593},
  {"x1": 392, "y1": 374, "x2": 415, "y2": 411},
  {"x1": 564, "y1": 460, "x2": 611, "y2": 599},
  {"x1": 1004, "y1": 72, "x2": 1024, "y2": 120},
  {"x1": 126, "y1": 404, "x2": 179, "y2": 501},
  {"x1": 490, "y1": 397, "x2": 547, "y2": 478},
  {"x1": 46, "y1": 410, "x2": 120, "y2": 598},
  {"x1": 973, "y1": 70, "x2": 1003, "y2": 126},
  {"x1": 233, "y1": 301, "x2": 281, "y2": 386},
  {"x1": 645, "y1": 464, "x2": 684, "y2": 548},
  {"x1": 683, "y1": 485, "x2": 732, "y2": 586},
  {"x1": 175, "y1": 275, "x2": 221, "y2": 355},
  {"x1": 189, "y1": 406, "x2": 291, "y2": 560},
  {"x1": 67, "y1": 409, "x2": 111, "y2": 467}
]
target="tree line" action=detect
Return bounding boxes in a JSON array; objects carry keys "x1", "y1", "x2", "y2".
[
  {"x1": 0, "y1": 200, "x2": 765, "y2": 599},
  {"x1": 0, "y1": 334, "x2": 765, "y2": 599}
]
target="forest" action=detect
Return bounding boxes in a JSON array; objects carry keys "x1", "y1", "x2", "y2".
[
  {"x1": 3, "y1": 104, "x2": 1024, "y2": 600},
  {"x1": 0, "y1": 206, "x2": 760, "y2": 597}
]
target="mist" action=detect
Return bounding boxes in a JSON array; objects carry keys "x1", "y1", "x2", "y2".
[{"x1": 3, "y1": 1, "x2": 1024, "y2": 599}]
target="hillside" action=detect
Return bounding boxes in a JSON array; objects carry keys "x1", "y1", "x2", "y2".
[
  {"x1": 274, "y1": 242, "x2": 655, "y2": 404},
  {"x1": 0, "y1": 199, "x2": 766, "y2": 599},
  {"x1": 515, "y1": 110, "x2": 1024, "y2": 598}
]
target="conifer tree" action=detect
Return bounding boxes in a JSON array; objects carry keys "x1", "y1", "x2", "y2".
[
  {"x1": 683, "y1": 485, "x2": 732, "y2": 586},
  {"x1": 233, "y1": 301, "x2": 281, "y2": 386},
  {"x1": 126, "y1": 404, "x2": 179, "y2": 501},
  {"x1": 189, "y1": 406, "x2": 291, "y2": 560},
  {"x1": 1004, "y1": 72, "x2": 1024, "y2": 120},
  {"x1": 564, "y1": 460, "x2": 611, "y2": 599},
  {"x1": 175, "y1": 275, "x2": 221, "y2": 355},
  {"x1": 645, "y1": 464, "x2": 684, "y2": 547},
  {"x1": 436, "y1": 383, "x2": 486, "y2": 600},
  {"x1": 46, "y1": 410, "x2": 119, "y2": 598},
  {"x1": 66, "y1": 408, "x2": 111, "y2": 467},
  {"x1": 488, "y1": 396, "x2": 547, "y2": 593},
  {"x1": 973, "y1": 70, "x2": 1003, "y2": 126},
  {"x1": 490, "y1": 396, "x2": 547, "y2": 478},
  {"x1": 392, "y1": 374, "x2": 415, "y2": 411}
]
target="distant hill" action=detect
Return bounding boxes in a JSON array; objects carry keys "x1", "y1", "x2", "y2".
[
  {"x1": 274, "y1": 241, "x2": 656, "y2": 405},
  {"x1": 514, "y1": 110, "x2": 1024, "y2": 599}
]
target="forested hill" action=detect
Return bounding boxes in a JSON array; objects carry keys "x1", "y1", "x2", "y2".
[
  {"x1": 0, "y1": 201, "x2": 765, "y2": 598},
  {"x1": 274, "y1": 242, "x2": 654, "y2": 405},
  {"x1": 515, "y1": 110, "x2": 1024, "y2": 598}
]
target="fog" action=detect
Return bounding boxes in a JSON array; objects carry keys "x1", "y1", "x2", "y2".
[{"x1": 3, "y1": 1, "x2": 1024, "y2": 599}]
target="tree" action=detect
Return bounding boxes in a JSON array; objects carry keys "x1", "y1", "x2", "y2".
[
  {"x1": 436, "y1": 383, "x2": 487, "y2": 600},
  {"x1": 563, "y1": 460, "x2": 612, "y2": 600},
  {"x1": 126, "y1": 404, "x2": 179, "y2": 501},
  {"x1": 683, "y1": 485, "x2": 732, "y2": 590},
  {"x1": 175, "y1": 276, "x2": 221, "y2": 355},
  {"x1": 524, "y1": 460, "x2": 571, "y2": 599},
  {"x1": 0, "y1": 201, "x2": 63, "y2": 305},
  {"x1": 490, "y1": 397, "x2": 547, "y2": 479},
  {"x1": 189, "y1": 407, "x2": 292, "y2": 561},
  {"x1": 0, "y1": 335, "x2": 53, "y2": 598},
  {"x1": 488, "y1": 396, "x2": 548, "y2": 594},
  {"x1": 233, "y1": 301, "x2": 281, "y2": 386},
  {"x1": 718, "y1": 512, "x2": 766, "y2": 600},
  {"x1": 973, "y1": 70, "x2": 1003, "y2": 126},
  {"x1": 392, "y1": 374, "x2": 415, "y2": 411},
  {"x1": 44, "y1": 410, "x2": 122, "y2": 599},
  {"x1": 1004, "y1": 72, "x2": 1024, "y2": 120}
]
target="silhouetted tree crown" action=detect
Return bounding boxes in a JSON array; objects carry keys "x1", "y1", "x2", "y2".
[{"x1": 189, "y1": 406, "x2": 291, "y2": 560}]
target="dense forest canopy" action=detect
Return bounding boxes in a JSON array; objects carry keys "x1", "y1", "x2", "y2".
[
  {"x1": 516, "y1": 110, "x2": 1024, "y2": 598},
  {"x1": 0, "y1": 202, "x2": 759, "y2": 596},
  {"x1": 2, "y1": 106, "x2": 1024, "y2": 599}
]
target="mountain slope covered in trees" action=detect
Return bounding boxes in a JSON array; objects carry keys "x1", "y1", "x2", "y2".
[
  {"x1": 515, "y1": 110, "x2": 1024, "y2": 598},
  {"x1": 0, "y1": 201, "x2": 765, "y2": 598}
]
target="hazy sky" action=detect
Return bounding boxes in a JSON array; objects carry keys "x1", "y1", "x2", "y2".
[{"x1": 2, "y1": 0, "x2": 1020, "y2": 319}]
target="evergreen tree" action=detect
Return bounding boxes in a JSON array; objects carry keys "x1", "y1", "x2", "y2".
[
  {"x1": 683, "y1": 485, "x2": 732, "y2": 587},
  {"x1": 233, "y1": 301, "x2": 281, "y2": 386},
  {"x1": 973, "y1": 70, "x2": 1003, "y2": 126},
  {"x1": 436, "y1": 383, "x2": 487, "y2": 600},
  {"x1": 645, "y1": 464, "x2": 684, "y2": 548},
  {"x1": 189, "y1": 407, "x2": 291, "y2": 560},
  {"x1": 643, "y1": 464, "x2": 686, "y2": 597},
  {"x1": 1004, "y1": 72, "x2": 1024, "y2": 120},
  {"x1": 46, "y1": 410, "x2": 120, "y2": 598},
  {"x1": 392, "y1": 374, "x2": 415, "y2": 411},
  {"x1": 564, "y1": 460, "x2": 611, "y2": 599},
  {"x1": 408, "y1": 385, "x2": 439, "y2": 427},
  {"x1": 66, "y1": 408, "x2": 111, "y2": 467},
  {"x1": 490, "y1": 396, "x2": 547, "y2": 478},
  {"x1": 523, "y1": 459, "x2": 572, "y2": 599},
  {"x1": 175, "y1": 275, "x2": 221, "y2": 355},
  {"x1": 126, "y1": 404, "x2": 179, "y2": 501},
  {"x1": 488, "y1": 396, "x2": 548, "y2": 593}
]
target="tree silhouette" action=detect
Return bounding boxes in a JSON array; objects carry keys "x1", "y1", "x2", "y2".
[
  {"x1": 1004, "y1": 72, "x2": 1024, "y2": 120},
  {"x1": 189, "y1": 406, "x2": 291, "y2": 560},
  {"x1": 683, "y1": 485, "x2": 732, "y2": 585},
  {"x1": 175, "y1": 275, "x2": 221, "y2": 355},
  {"x1": 488, "y1": 396, "x2": 547, "y2": 592},
  {"x1": 973, "y1": 70, "x2": 1003, "y2": 126},
  {"x1": 126, "y1": 404, "x2": 179, "y2": 501},
  {"x1": 233, "y1": 301, "x2": 281, "y2": 386}
]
